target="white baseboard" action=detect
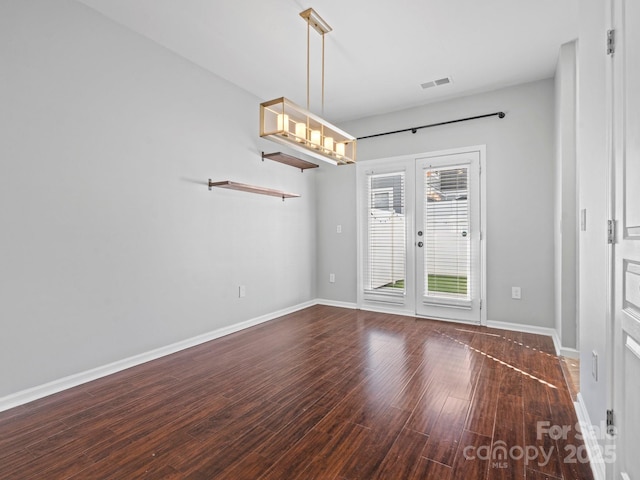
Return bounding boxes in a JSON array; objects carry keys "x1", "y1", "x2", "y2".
[
  {"x1": 487, "y1": 319, "x2": 561, "y2": 355},
  {"x1": 486, "y1": 321, "x2": 579, "y2": 359},
  {"x1": 574, "y1": 393, "x2": 606, "y2": 480},
  {"x1": 315, "y1": 298, "x2": 357, "y2": 309},
  {"x1": 0, "y1": 300, "x2": 316, "y2": 413},
  {"x1": 560, "y1": 346, "x2": 580, "y2": 359},
  {"x1": 486, "y1": 320, "x2": 579, "y2": 359}
]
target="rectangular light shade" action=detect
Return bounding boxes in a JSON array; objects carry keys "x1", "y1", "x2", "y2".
[{"x1": 260, "y1": 97, "x2": 356, "y2": 165}]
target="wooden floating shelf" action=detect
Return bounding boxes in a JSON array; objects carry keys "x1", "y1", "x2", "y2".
[
  {"x1": 208, "y1": 180, "x2": 300, "y2": 200},
  {"x1": 262, "y1": 151, "x2": 319, "y2": 172}
]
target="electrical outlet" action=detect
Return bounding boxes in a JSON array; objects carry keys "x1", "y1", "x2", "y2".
[
  {"x1": 239, "y1": 285, "x2": 246, "y2": 298},
  {"x1": 337, "y1": 225, "x2": 342, "y2": 234},
  {"x1": 329, "y1": 273, "x2": 335, "y2": 283},
  {"x1": 511, "y1": 287, "x2": 521, "y2": 299}
]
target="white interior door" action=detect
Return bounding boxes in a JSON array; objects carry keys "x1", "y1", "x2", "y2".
[
  {"x1": 415, "y1": 151, "x2": 481, "y2": 323},
  {"x1": 612, "y1": 0, "x2": 640, "y2": 478}
]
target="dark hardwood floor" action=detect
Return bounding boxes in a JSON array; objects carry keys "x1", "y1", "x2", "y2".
[
  {"x1": 559, "y1": 357, "x2": 580, "y2": 402},
  {"x1": 0, "y1": 306, "x2": 594, "y2": 479}
]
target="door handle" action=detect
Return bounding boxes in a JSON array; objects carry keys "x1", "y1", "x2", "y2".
[{"x1": 417, "y1": 241, "x2": 423, "y2": 248}]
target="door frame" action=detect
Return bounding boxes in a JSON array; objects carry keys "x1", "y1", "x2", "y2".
[{"x1": 356, "y1": 145, "x2": 487, "y2": 326}]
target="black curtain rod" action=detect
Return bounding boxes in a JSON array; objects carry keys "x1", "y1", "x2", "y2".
[{"x1": 357, "y1": 111, "x2": 506, "y2": 140}]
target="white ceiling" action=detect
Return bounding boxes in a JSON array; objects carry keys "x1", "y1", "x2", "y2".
[{"x1": 76, "y1": 0, "x2": 579, "y2": 122}]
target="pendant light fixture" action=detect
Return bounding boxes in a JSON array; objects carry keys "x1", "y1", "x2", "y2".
[{"x1": 260, "y1": 8, "x2": 356, "y2": 166}]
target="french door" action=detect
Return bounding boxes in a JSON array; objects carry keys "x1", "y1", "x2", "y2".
[
  {"x1": 415, "y1": 152, "x2": 481, "y2": 323},
  {"x1": 359, "y1": 146, "x2": 484, "y2": 324}
]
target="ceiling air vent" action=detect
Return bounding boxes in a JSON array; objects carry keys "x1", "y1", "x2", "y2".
[{"x1": 421, "y1": 77, "x2": 453, "y2": 89}]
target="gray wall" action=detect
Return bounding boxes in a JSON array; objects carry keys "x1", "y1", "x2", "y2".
[
  {"x1": 316, "y1": 166, "x2": 358, "y2": 304},
  {"x1": 554, "y1": 41, "x2": 578, "y2": 351},
  {"x1": 317, "y1": 79, "x2": 557, "y2": 328},
  {"x1": 0, "y1": 0, "x2": 317, "y2": 398}
]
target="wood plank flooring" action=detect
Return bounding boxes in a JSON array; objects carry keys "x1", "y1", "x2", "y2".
[
  {"x1": 560, "y1": 357, "x2": 580, "y2": 401},
  {"x1": 0, "y1": 306, "x2": 594, "y2": 479}
]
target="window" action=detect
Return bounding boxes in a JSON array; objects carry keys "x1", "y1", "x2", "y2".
[
  {"x1": 372, "y1": 187, "x2": 394, "y2": 211},
  {"x1": 424, "y1": 166, "x2": 470, "y2": 302},
  {"x1": 364, "y1": 171, "x2": 406, "y2": 299}
]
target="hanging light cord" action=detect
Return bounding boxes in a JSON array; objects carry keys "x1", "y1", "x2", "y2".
[
  {"x1": 305, "y1": 20, "x2": 326, "y2": 115},
  {"x1": 306, "y1": 22, "x2": 310, "y2": 111},
  {"x1": 322, "y1": 33, "x2": 325, "y2": 116}
]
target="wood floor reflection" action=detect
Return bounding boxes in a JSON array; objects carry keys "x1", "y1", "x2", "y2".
[{"x1": 0, "y1": 306, "x2": 594, "y2": 479}]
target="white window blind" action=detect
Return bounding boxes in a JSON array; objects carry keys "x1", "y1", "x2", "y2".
[
  {"x1": 424, "y1": 166, "x2": 471, "y2": 302},
  {"x1": 365, "y1": 171, "x2": 406, "y2": 296}
]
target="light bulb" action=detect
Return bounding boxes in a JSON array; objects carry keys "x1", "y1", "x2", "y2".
[
  {"x1": 323, "y1": 136, "x2": 334, "y2": 153},
  {"x1": 295, "y1": 122, "x2": 306, "y2": 142},
  {"x1": 310, "y1": 129, "x2": 321, "y2": 147},
  {"x1": 276, "y1": 113, "x2": 289, "y2": 134}
]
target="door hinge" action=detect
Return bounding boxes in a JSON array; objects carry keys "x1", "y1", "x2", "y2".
[
  {"x1": 607, "y1": 29, "x2": 616, "y2": 55},
  {"x1": 606, "y1": 409, "x2": 614, "y2": 435},
  {"x1": 608, "y1": 219, "x2": 616, "y2": 244},
  {"x1": 479, "y1": 299, "x2": 483, "y2": 310}
]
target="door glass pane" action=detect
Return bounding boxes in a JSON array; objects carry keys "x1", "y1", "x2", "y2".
[
  {"x1": 424, "y1": 166, "x2": 470, "y2": 300},
  {"x1": 366, "y1": 172, "x2": 406, "y2": 294}
]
